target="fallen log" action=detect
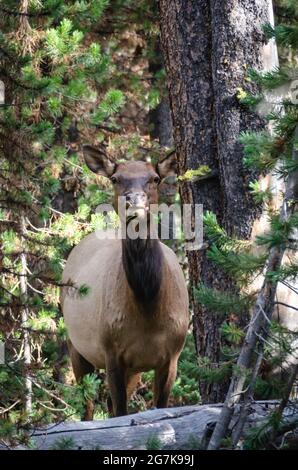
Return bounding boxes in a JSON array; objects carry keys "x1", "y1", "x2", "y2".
[{"x1": 14, "y1": 400, "x2": 297, "y2": 450}]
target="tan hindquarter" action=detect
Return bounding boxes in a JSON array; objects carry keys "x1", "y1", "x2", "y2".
[{"x1": 61, "y1": 233, "x2": 189, "y2": 372}]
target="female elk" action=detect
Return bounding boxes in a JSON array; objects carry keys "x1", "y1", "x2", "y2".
[{"x1": 61, "y1": 146, "x2": 189, "y2": 419}]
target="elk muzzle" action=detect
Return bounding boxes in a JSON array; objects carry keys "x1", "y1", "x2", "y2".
[{"x1": 125, "y1": 191, "x2": 149, "y2": 220}]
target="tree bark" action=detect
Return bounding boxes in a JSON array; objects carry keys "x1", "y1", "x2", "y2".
[
  {"x1": 159, "y1": 0, "x2": 270, "y2": 402},
  {"x1": 210, "y1": 0, "x2": 267, "y2": 234}
]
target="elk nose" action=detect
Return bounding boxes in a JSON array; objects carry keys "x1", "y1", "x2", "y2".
[{"x1": 125, "y1": 192, "x2": 147, "y2": 208}]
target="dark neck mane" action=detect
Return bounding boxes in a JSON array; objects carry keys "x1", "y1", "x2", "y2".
[{"x1": 122, "y1": 238, "x2": 163, "y2": 305}]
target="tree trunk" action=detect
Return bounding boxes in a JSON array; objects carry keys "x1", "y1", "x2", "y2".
[
  {"x1": 159, "y1": 0, "x2": 270, "y2": 402},
  {"x1": 20, "y1": 217, "x2": 32, "y2": 414}
]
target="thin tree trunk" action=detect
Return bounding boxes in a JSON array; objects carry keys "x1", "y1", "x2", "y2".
[
  {"x1": 231, "y1": 352, "x2": 264, "y2": 447},
  {"x1": 20, "y1": 216, "x2": 32, "y2": 414},
  {"x1": 17, "y1": 0, "x2": 32, "y2": 417},
  {"x1": 159, "y1": 0, "x2": 270, "y2": 402}
]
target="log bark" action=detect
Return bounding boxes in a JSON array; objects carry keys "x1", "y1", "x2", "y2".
[
  {"x1": 4, "y1": 401, "x2": 296, "y2": 450},
  {"x1": 159, "y1": 0, "x2": 271, "y2": 402}
]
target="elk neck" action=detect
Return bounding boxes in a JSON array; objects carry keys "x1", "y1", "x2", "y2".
[{"x1": 121, "y1": 236, "x2": 163, "y2": 307}]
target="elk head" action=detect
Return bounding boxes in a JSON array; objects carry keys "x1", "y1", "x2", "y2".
[{"x1": 83, "y1": 145, "x2": 177, "y2": 223}]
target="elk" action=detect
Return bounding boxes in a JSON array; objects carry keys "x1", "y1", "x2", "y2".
[{"x1": 60, "y1": 146, "x2": 189, "y2": 419}]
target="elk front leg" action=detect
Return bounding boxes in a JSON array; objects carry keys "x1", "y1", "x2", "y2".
[
  {"x1": 154, "y1": 358, "x2": 178, "y2": 408},
  {"x1": 106, "y1": 356, "x2": 127, "y2": 416},
  {"x1": 107, "y1": 371, "x2": 141, "y2": 416}
]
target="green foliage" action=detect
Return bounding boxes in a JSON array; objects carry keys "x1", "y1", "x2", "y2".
[
  {"x1": 186, "y1": 434, "x2": 203, "y2": 450},
  {"x1": 207, "y1": 245, "x2": 267, "y2": 285},
  {"x1": 219, "y1": 322, "x2": 245, "y2": 345},
  {"x1": 256, "y1": 212, "x2": 298, "y2": 249},
  {"x1": 243, "y1": 409, "x2": 287, "y2": 450},
  {"x1": 196, "y1": 357, "x2": 233, "y2": 385},
  {"x1": 236, "y1": 87, "x2": 264, "y2": 107},
  {"x1": 265, "y1": 263, "x2": 298, "y2": 282},
  {"x1": 275, "y1": 0, "x2": 298, "y2": 17},
  {"x1": 249, "y1": 180, "x2": 273, "y2": 204},
  {"x1": 91, "y1": 89, "x2": 126, "y2": 125},
  {"x1": 172, "y1": 334, "x2": 201, "y2": 405},
  {"x1": 248, "y1": 67, "x2": 292, "y2": 90},
  {"x1": 146, "y1": 435, "x2": 163, "y2": 450},
  {"x1": 254, "y1": 376, "x2": 285, "y2": 400},
  {"x1": 240, "y1": 131, "x2": 280, "y2": 170},
  {"x1": 194, "y1": 284, "x2": 252, "y2": 316},
  {"x1": 51, "y1": 437, "x2": 76, "y2": 450},
  {"x1": 62, "y1": 373, "x2": 101, "y2": 418},
  {"x1": 264, "y1": 23, "x2": 298, "y2": 48},
  {"x1": 45, "y1": 19, "x2": 84, "y2": 62},
  {"x1": 203, "y1": 211, "x2": 230, "y2": 246},
  {"x1": 78, "y1": 284, "x2": 91, "y2": 297}
]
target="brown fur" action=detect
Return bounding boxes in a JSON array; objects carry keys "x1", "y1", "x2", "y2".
[{"x1": 61, "y1": 148, "x2": 189, "y2": 418}]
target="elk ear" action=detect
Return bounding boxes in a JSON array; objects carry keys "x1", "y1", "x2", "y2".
[
  {"x1": 156, "y1": 152, "x2": 177, "y2": 180},
  {"x1": 83, "y1": 145, "x2": 116, "y2": 177}
]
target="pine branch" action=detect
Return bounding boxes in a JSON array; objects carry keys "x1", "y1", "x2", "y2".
[
  {"x1": 194, "y1": 284, "x2": 252, "y2": 316},
  {"x1": 0, "y1": 67, "x2": 48, "y2": 91},
  {"x1": 207, "y1": 245, "x2": 266, "y2": 283},
  {"x1": 264, "y1": 23, "x2": 298, "y2": 48}
]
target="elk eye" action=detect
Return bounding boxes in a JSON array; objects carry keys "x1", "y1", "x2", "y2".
[
  {"x1": 153, "y1": 176, "x2": 160, "y2": 184},
  {"x1": 110, "y1": 176, "x2": 117, "y2": 184}
]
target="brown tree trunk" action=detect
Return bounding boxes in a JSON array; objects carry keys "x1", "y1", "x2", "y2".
[{"x1": 159, "y1": 0, "x2": 269, "y2": 402}]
